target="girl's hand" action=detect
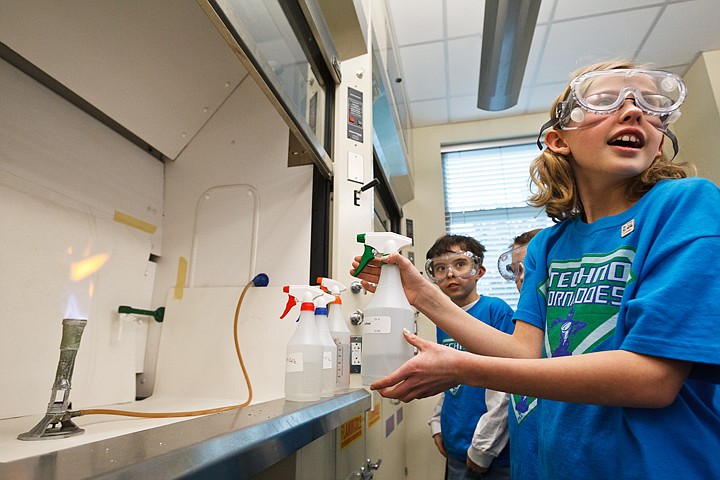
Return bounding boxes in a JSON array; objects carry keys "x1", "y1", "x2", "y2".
[
  {"x1": 350, "y1": 252, "x2": 429, "y2": 305},
  {"x1": 370, "y1": 330, "x2": 464, "y2": 401},
  {"x1": 350, "y1": 256, "x2": 382, "y2": 293}
]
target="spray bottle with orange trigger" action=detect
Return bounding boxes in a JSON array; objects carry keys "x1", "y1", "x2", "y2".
[
  {"x1": 312, "y1": 289, "x2": 338, "y2": 397},
  {"x1": 317, "y1": 277, "x2": 351, "y2": 393},
  {"x1": 280, "y1": 285, "x2": 326, "y2": 402},
  {"x1": 353, "y1": 232, "x2": 415, "y2": 385}
]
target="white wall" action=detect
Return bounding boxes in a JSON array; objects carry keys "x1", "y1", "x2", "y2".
[
  {"x1": 142, "y1": 70, "x2": 315, "y2": 398},
  {"x1": 0, "y1": 58, "x2": 163, "y2": 419},
  {"x1": 674, "y1": 50, "x2": 720, "y2": 183}
]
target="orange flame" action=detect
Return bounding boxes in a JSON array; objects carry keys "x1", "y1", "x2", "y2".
[{"x1": 70, "y1": 254, "x2": 109, "y2": 282}]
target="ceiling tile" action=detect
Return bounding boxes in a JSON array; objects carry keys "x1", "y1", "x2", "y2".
[
  {"x1": 525, "y1": 82, "x2": 567, "y2": 113},
  {"x1": 397, "y1": 42, "x2": 447, "y2": 101},
  {"x1": 448, "y1": 95, "x2": 480, "y2": 123},
  {"x1": 409, "y1": 99, "x2": 449, "y2": 127},
  {"x1": 552, "y1": 0, "x2": 661, "y2": 21},
  {"x1": 446, "y1": 0, "x2": 484, "y2": 38},
  {"x1": 536, "y1": 0, "x2": 557, "y2": 24},
  {"x1": 535, "y1": 8, "x2": 661, "y2": 84},
  {"x1": 639, "y1": 0, "x2": 720, "y2": 67},
  {"x1": 386, "y1": 0, "x2": 444, "y2": 46},
  {"x1": 447, "y1": 36, "x2": 482, "y2": 96}
]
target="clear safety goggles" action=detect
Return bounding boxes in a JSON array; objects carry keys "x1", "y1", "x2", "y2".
[
  {"x1": 425, "y1": 251, "x2": 481, "y2": 283},
  {"x1": 565, "y1": 69, "x2": 685, "y2": 122},
  {"x1": 497, "y1": 246, "x2": 526, "y2": 282},
  {"x1": 537, "y1": 69, "x2": 686, "y2": 155}
]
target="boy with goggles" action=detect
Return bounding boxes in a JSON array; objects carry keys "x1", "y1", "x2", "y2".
[
  {"x1": 354, "y1": 60, "x2": 720, "y2": 479},
  {"x1": 497, "y1": 246, "x2": 525, "y2": 286},
  {"x1": 498, "y1": 229, "x2": 542, "y2": 480},
  {"x1": 425, "y1": 250, "x2": 481, "y2": 283},
  {"x1": 425, "y1": 235, "x2": 514, "y2": 479}
]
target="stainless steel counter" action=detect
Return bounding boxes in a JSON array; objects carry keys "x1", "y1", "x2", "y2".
[{"x1": 0, "y1": 390, "x2": 371, "y2": 480}]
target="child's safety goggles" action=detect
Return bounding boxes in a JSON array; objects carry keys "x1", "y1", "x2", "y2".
[
  {"x1": 537, "y1": 69, "x2": 686, "y2": 155},
  {"x1": 497, "y1": 246, "x2": 526, "y2": 282},
  {"x1": 564, "y1": 69, "x2": 685, "y2": 123},
  {"x1": 425, "y1": 251, "x2": 481, "y2": 283}
]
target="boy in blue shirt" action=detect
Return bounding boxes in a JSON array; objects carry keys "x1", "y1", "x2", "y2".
[
  {"x1": 498, "y1": 229, "x2": 542, "y2": 480},
  {"x1": 424, "y1": 235, "x2": 514, "y2": 480}
]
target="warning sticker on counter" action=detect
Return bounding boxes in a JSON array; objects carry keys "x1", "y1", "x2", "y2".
[{"x1": 340, "y1": 414, "x2": 363, "y2": 449}]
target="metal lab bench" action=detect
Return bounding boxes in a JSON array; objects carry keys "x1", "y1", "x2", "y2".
[{"x1": 0, "y1": 390, "x2": 371, "y2": 480}]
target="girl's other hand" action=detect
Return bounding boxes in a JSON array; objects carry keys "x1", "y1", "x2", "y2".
[{"x1": 370, "y1": 330, "x2": 463, "y2": 401}]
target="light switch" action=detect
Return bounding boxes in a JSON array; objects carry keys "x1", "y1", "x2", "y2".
[{"x1": 347, "y1": 151, "x2": 364, "y2": 184}]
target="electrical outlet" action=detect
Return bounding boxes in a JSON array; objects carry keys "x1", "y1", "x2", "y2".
[{"x1": 350, "y1": 335, "x2": 362, "y2": 373}]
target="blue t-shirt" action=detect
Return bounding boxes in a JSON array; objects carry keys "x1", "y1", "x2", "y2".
[
  {"x1": 508, "y1": 388, "x2": 540, "y2": 479},
  {"x1": 515, "y1": 177, "x2": 720, "y2": 479},
  {"x1": 437, "y1": 295, "x2": 514, "y2": 465}
]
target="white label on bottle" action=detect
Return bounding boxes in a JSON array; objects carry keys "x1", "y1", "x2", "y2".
[
  {"x1": 323, "y1": 351, "x2": 333, "y2": 369},
  {"x1": 363, "y1": 315, "x2": 391, "y2": 334},
  {"x1": 286, "y1": 352, "x2": 303, "y2": 372}
]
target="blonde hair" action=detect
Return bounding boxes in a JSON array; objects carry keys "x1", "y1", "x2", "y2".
[{"x1": 528, "y1": 60, "x2": 695, "y2": 222}]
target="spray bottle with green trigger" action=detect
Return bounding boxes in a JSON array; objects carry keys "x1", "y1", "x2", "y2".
[
  {"x1": 317, "y1": 277, "x2": 351, "y2": 393},
  {"x1": 280, "y1": 285, "x2": 325, "y2": 402},
  {"x1": 353, "y1": 232, "x2": 415, "y2": 385},
  {"x1": 312, "y1": 290, "x2": 338, "y2": 397}
]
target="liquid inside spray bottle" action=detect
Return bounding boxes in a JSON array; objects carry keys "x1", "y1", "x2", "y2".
[
  {"x1": 280, "y1": 285, "x2": 325, "y2": 401},
  {"x1": 313, "y1": 290, "x2": 338, "y2": 397},
  {"x1": 317, "y1": 277, "x2": 351, "y2": 394},
  {"x1": 353, "y1": 232, "x2": 415, "y2": 385}
]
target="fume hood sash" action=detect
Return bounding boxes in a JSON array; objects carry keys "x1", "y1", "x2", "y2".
[{"x1": 200, "y1": 0, "x2": 337, "y2": 179}]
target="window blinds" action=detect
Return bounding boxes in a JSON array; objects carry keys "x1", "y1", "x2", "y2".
[{"x1": 441, "y1": 140, "x2": 554, "y2": 309}]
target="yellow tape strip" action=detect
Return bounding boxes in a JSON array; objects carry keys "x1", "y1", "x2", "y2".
[
  {"x1": 113, "y1": 211, "x2": 157, "y2": 234},
  {"x1": 174, "y1": 257, "x2": 187, "y2": 300}
]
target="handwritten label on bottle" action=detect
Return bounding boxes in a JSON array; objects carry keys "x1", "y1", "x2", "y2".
[
  {"x1": 286, "y1": 352, "x2": 304, "y2": 372},
  {"x1": 363, "y1": 315, "x2": 391, "y2": 334}
]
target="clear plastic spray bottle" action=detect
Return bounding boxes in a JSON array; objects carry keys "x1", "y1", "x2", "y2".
[
  {"x1": 317, "y1": 277, "x2": 351, "y2": 393},
  {"x1": 313, "y1": 290, "x2": 338, "y2": 397},
  {"x1": 353, "y1": 232, "x2": 415, "y2": 385},
  {"x1": 280, "y1": 285, "x2": 325, "y2": 401}
]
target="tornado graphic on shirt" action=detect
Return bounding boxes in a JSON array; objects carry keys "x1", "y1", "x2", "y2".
[{"x1": 541, "y1": 247, "x2": 636, "y2": 357}]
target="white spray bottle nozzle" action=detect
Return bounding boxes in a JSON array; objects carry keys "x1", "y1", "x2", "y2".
[
  {"x1": 313, "y1": 291, "x2": 336, "y2": 309},
  {"x1": 354, "y1": 232, "x2": 412, "y2": 276},
  {"x1": 281, "y1": 285, "x2": 325, "y2": 319},
  {"x1": 317, "y1": 277, "x2": 347, "y2": 305},
  {"x1": 317, "y1": 277, "x2": 347, "y2": 295}
]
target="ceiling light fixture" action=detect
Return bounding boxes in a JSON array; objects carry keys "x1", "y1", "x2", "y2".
[{"x1": 477, "y1": 0, "x2": 541, "y2": 111}]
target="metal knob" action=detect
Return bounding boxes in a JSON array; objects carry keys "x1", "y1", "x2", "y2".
[
  {"x1": 355, "y1": 458, "x2": 381, "y2": 480},
  {"x1": 350, "y1": 281, "x2": 363, "y2": 294},
  {"x1": 350, "y1": 310, "x2": 364, "y2": 326}
]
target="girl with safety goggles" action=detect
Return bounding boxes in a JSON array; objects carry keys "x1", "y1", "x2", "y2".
[
  {"x1": 355, "y1": 60, "x2": 720, "y2": 480},
  {"x1": 537, "y1": 68, "x2": 686, "y2": 157}
]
